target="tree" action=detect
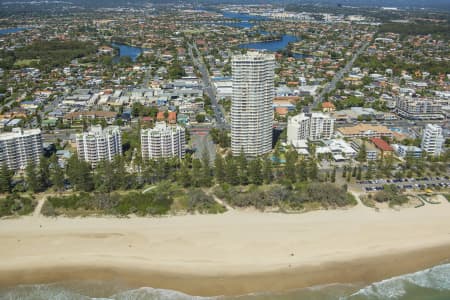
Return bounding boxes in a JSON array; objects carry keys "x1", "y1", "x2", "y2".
[
  {"x1": 331, "y1": 167, "x2": 336, "y2": 183},
  {"x1": 178, "y1": 161, "x2": 192, "y2": 188},
  {"x1": 200, "y1": 149, "x2": 213, "y2": 187},
  {"x1": 66, "y1": 154, "x2": 93, "y2": 192},
  {"x1": 308, "y1": 159, "x2": 318, "y2": 180},
  {"x1": 297, "y1": 159, "x2": 308, "y2": 182},
  {"x1": 25, "y1": 160, "x2": 40, "y2": 192},
  {"x1": 0, "y1": 163, "x2": 13, "y2": 193},
  {"x1": 237, "y1": 150, "x2": 248, "y2": 185},
  {"x1": 49, "y1": 154, "x2": 64, "y2": 192},
  {"x1": 284, "y1": 149, "x2": 298, "y2": 183},
  {"x1": 39, "y1": 156, "x2": 51, "y2": 190},
  {"x1": 225, "y1": 155, "x2": 239, "y2": 185},
  {"x1": 214, "y1": 154, "x2": 225, "y2": 184},
  {"x1": 195, "y1": 114, "x2": 206, "y2": 123},
  {"x1": 365, "y1": 160, "x2": 375, "y2": 180},
  {"x1": 356, "y1": 166, "x2": 362, "y2": 180},
  {"x1": 248, "y1": 158, "x2": 263, "y2": 185},
  {"x1": 356, "y1": 142, "x2": 367, "y2": 163},
  {"x1": 263, "y1": 158, "x2": 273, "y2": 184},
  {"x1": 192, "y1": 158, "x2": 202, "y2": 187}
]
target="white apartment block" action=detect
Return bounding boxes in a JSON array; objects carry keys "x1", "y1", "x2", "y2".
[
  {"x1": 396, "y1": 96, "x2": 444, "y2": 120},
  {"x1": 287, "y1": 112, "x2": 335, "y2": 143},
  {"x1": 76, "y1": 125, "x2": 122, "y2": 166},
  {"x1": 0, "y1": 128, "x2": 43, "y2": 171},
  {"x1": 141, "y1": 122, "x2": 185, "y2": 160},
  {"x1": 421, "y1": 124, "x2": 445, "y2": 156},
  {"x1": 231, "y1": 51, "x2": 274, "y2": 157}
]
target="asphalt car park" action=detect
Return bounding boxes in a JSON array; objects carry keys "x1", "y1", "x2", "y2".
[{"x1": 358, "y1": 176, "x2": 450, "y2": 192}]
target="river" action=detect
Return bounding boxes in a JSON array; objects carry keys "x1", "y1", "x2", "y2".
[
  {"x1": 220, "y1": 11, "x2": 304, "y2": 56},
  {"x1": 0, "y1": 28, "x2": 27, "y2": 36}
]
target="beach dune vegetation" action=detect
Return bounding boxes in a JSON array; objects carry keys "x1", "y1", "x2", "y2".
[
  {"x1": 213, "y1": 182, "x2": 356, "y2": 211},
  {"x1": 44, "y1": 182, "x2": 174, "y2": 217},
  {"x1": 0, "y1": 193, "x2": 36, "y2": 217},
  {"x1": 373, "y1": 184, "x2": 409, "y2": 207}
]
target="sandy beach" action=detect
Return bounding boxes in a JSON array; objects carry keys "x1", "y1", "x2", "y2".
[{"x1": 0, "y1": 201, "x2": 450, "y2": 296}]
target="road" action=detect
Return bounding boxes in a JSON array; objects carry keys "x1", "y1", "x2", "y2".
[
  {"x1": 311, "y1": 41, "x2": 371, "y2": 110},
  {"x1": 188, "y1": 42, "x2": 229, "y2": 130}
]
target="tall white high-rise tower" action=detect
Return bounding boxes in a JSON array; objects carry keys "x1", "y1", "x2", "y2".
[{"x1": 231, "y1": 51, "x2": 274, "y2": 157}]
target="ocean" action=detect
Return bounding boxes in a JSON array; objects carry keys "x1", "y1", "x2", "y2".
[{"x1": 1, "y1": 263, "x2": 449, "y2": 300}]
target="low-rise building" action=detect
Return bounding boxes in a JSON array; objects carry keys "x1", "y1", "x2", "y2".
[
  {"x1": 351, "y1": 139, "x2": 379, "y2": 161},
  {"x1": 392, "y1": 144, "x2": 422, "y2": 158},
  {"x1": 317, "y1": 139, "x2": 356, "y2": 161},
  {"x1": 370, "y1": 138, "x2": 394, "y2": 157},
  {"x1": 64, "y1": 111, "x2": 118, "y2": 125},
  {"x1": 337, "y1": 124, "x2": 393, "y2": 139},
  {"x1": 322, "y1": 101, "x2": 336, "y2": 112}
]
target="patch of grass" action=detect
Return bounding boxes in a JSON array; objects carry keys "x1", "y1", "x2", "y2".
[{"x1": 13, "y1": 59, "x2": 40, "y2": 67}]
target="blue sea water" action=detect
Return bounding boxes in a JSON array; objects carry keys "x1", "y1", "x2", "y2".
[{"x1": 1, "y1": 263, "x2": 449, "y2": 300}]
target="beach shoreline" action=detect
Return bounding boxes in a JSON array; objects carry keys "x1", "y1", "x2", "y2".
[
  {"x1": 1, "y1": 244, "x2": 450, "y2": 296},
  {"x1": 1, "y1": 202, "x2": 450, "y2": 296}
]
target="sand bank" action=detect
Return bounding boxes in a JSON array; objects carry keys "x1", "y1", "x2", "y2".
[{"x1": 0, "y1": 202, "x2": 449, "y2": 296}]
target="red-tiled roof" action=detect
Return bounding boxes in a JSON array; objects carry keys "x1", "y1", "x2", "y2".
[
  {"x1": 371, "y1": 138, "x2": 394, "y2": 152},
  {"x1": 156, "y1": 111, "x2": 165, "y2": 121},
  {"x1": 275, "y1": 107, "x2": 288, "y2": 116},
  {"x1": 142, "y1": 116, "x2": 153, "y2": 122},
  {"x1": 168, "y1": 111, "x2": 177, "y2": 122},
  {"x1": 322, "y1": 101, "x2": 335, "y2": 108}
]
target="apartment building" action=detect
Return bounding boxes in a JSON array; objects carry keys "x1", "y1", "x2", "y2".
[
  {"x1": 392, "y1": 144, "x2": 423, "y2": 159},
  {"x1": 231, "y1": 51, "x2": 274, "y2": 157},
  {"x1": 141, "y1": 122, "x2": 185, "y2": 160},
  {"x1": 421, "y1": 124, "x2": 445, "y2": 156},
  {"x1": 0, "y1": 128, "x2": 43, "y2": 171},
  {"x1": 287, "y1": 112, "x2": 335, "y2": 143},
  {"x1": 396, "y1": 96, "x2": 444, "y2": 120},
  {"x1": 76, "y1": 125, "x2": 122, "y2": 166}
]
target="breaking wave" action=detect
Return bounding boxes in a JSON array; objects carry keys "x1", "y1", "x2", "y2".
[{"x1": 1, "y1": 263, "x2": 449, "y2": 300}]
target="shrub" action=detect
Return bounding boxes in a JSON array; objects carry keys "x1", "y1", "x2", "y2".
[{"x1": 0, "y1": 194, "x2": 36, "y2": 217}]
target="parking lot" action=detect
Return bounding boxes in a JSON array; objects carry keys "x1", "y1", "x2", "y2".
[{"x1": 357, "y1": 176, "x2": 450, "y2": 192}]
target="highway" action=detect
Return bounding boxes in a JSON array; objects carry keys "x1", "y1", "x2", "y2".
[
  {"x1": 188, "y1": 42, "x2": 229, "y2": 130},
  {"x1": 312, "y1": 41, "x2": 371, "y2": 109}
]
